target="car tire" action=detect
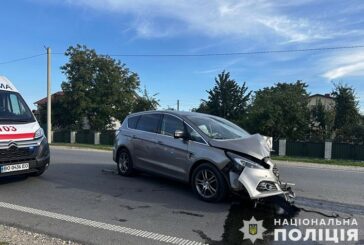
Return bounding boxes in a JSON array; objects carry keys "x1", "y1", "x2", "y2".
[
  {"x1": 30, "y1": 166, "x2": 47, "y2": 177},
  {"x1": 191, "y1": 163, "x2": 227, "y2": 202},
  {"x1": 117, "y1": 148, "x2": 134, "y2": 176}
]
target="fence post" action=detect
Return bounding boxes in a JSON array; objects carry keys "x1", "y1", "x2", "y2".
[
  {"x1": 94, "y1": 132, "x2": 100, "y2": 145},
  {"x1": 324, "y1": 140, "x2": 332, "y2": 160},
  {"x1": 279, "y1": 139, "x2": 286, "y2": 156},
  {"x1": 70, "y1": 131, "x2": 76, "y2": 144},
  {"x1": 50, "y1": 131, "x2": 54, "y2": 143}
]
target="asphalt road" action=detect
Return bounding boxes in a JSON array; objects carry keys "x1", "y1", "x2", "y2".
[{"x1": 0, "y1": 147, "x2": 363, "y2": 244}]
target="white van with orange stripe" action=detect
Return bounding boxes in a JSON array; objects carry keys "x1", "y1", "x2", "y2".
[{"x1": 0, "y1": 76, "x2": 49, "y2": 177}]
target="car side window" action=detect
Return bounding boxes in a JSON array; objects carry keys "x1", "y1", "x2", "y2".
[
  {"x1": 136, "y1": 114, "x2": 161, "y2": 133},
  {"x1": 186, "y1": 125, "x2": 206, "y2": 144},
  {"x1": 128, "y1": 116, "x2": 140, "y2": 129},
  {"x1": 160, "y1": 114, "x2": 185, "y2": 136}
]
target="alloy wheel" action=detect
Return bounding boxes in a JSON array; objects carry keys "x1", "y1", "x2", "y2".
[
  {"x1": 195, "y1": 169, "x2": 218, "y2": 199},
  {"x1": 118, "y1": 152, "x2": 129, "y2": 173}
]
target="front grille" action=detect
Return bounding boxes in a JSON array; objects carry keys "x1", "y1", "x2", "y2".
[
  {"x1": 273, "y1": 165, "x2": 280, "y2": 179},
  {"x1": 0, "y1": 147, "x2": 36, "y2": 163}
]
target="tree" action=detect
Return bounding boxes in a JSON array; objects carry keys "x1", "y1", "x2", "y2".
[
  {"x1": 61, "y1": 45, "x2": 141, "y2": 130},
  {"x1": 195, "y1": 71, "x2": 251, "y2": 121},
  {"x1": 36, "y1": 94, "x2": 70, "y2": 130},
  {"x1": 310, "y1": 100, "x2": 335, "y2": 140},
  {"x1": 246, "y1": 81, "x2": 310, "y2": 140},
  {"x1": 132, "y1": 88, "x2": 160, "y2": 113},
  {"x1": 332, "y1": 83, "x2": 360, "y2": 130}
]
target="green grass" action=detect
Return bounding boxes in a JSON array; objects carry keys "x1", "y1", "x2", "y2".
[
  {"x1": 272, "y1": 155, "x2": 364, "y2": 167},
  {"x1": 51, "y1": 143, "x2": 113, "y2": 151}
]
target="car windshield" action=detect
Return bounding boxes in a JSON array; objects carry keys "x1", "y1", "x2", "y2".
[
  {"x1": 0, "y1": 90, "x2": 35, "y2": 123},
  {"x1": 187, "y1": 115, "x2": 250, "y2": 140}
]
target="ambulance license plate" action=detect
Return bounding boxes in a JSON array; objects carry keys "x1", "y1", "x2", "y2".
[{"x1": 1, "y1": 163, "x2": 29, "y2": 173}]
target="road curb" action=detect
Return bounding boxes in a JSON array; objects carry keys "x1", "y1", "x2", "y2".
[
  {"x1": 275, "y1": 160, "x2": 364, "y2": 172},
  {"x1": 50, "y1": 145, "x2": 112, "y2": 153}
]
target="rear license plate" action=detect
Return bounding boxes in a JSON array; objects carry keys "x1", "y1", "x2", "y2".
[{"x1": 1, "y1": 163, "x2": 29, "y2": 173}]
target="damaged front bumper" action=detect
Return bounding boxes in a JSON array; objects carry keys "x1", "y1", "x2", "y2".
[{"x1": 230, "y1": 162, "x2": 295, "y2": 204}]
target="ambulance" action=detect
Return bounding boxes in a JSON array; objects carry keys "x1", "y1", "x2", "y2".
[{"x1": 0, "y1": 76, "x2": 49, "y2": 177}]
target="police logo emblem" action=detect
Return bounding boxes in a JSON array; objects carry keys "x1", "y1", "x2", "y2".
[
  {"x1": 240, "y1": 217, "x2": 266, "y2": 243},
  {"x1": 249, "y1": 224, "x2": 258, "y2": 235}
]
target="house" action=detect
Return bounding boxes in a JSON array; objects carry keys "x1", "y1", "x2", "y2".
[
  {"x1": 308, "y1": 93, "x2": 335, "y2": 110},
  {"x1": 34, "y1": 91, "x2": 64, "y2": 108}
]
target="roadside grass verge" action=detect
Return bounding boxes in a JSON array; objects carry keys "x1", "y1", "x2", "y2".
[
  {"x1": 51, "y1": 143, "x2": 113, "y2": 151},
  {"x1": 272, "y1": 155, "x2": 364, "y2": 167}
]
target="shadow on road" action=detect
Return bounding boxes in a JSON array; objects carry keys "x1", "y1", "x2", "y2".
[
  {"x1": 0, "y1": 175, "x2": 29, "y2": 185},
  {"x1": 38, "y1": 162, "x2": 230, "y2": 213}
]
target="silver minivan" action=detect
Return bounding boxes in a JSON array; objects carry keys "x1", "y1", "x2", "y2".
[{"x1": 113, "y1": 111, "x2": 294, "y2": 203}]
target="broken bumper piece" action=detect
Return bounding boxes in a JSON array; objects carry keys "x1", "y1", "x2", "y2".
[{"x1": 237, "y1": 166, "x2": 295, "y2": 203}]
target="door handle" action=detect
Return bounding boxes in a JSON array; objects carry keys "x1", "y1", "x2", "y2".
[{"x1": 157, "y1": 141, "x2": 163, "y2": 145}]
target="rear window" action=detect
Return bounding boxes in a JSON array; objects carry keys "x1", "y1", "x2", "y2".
[
  {"x1": 127, "y1": 116, "x2": 140, "y2": 129},
  {"x1": 136, "y1": 114, "x2": 161, "y2": 133}
]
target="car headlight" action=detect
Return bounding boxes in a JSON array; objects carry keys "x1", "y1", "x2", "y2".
[
  {"x1": 226, "y1": 152, "x2": 264, "y2": 171},
  {"x1": 34, "y1": 128, "x2": 44, "y2": 139}
]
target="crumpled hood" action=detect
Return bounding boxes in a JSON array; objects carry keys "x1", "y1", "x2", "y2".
[{"x1": 209, "y1": 134, "x2": 271, "y2": 160}]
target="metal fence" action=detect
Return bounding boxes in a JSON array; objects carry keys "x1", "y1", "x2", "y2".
[
  {"x1": 332, "y1": 143, "x2": 364, "y2": 161},
  {"x1": 286, "y1": 141, "x2": 325, "y2": 158},
  {"x1": 272, "y1": 140, "x2": 279, "y2": 156},
  {"x1": 49, "y1": 130, "x2": 364, "y2": 161},
  {"x1": 53, "y1": 130, "x2": 71, "y2": 143},
  {"x1": 76, "y1": 130, "x2": 95, "y2": 144},
  {"x1": 100, "y1": 130, "x2": 115, "y2": 145}
]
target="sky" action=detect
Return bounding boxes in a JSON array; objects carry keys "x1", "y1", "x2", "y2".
[{"x1": 0, "y1": 0, "x2": 364, "y2": 112}]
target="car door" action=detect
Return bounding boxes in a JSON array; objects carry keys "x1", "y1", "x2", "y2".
[
  {"x1": 153, "y1": 114, "x2": 189, "y2": 180},
  {"x1": 132, "y1": 113, "x2": 162, "y2": 171}
]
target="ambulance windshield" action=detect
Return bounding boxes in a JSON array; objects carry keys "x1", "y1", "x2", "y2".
[{"x1": 0, "y1": 91, "x2": 35, "y2": 123}]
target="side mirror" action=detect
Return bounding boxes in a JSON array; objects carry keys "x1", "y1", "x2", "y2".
[{"x1": 174, "y1": 130, "x2": 185, "y2": 139}]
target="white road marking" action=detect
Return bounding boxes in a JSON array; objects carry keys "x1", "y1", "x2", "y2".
[{"x1": 0, "y1": 201, "x2": 205, "y2": 245}]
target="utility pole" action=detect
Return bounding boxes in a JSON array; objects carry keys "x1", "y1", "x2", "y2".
[
  {"x1": 177, "y1": 99, "x2": 180, "y2": 111},
  {"x1": 46, "y1": 47, "x2": 52, "y2": 143}
]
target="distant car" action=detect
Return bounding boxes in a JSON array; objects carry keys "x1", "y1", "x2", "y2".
[
  {"x1": 0, "y1": 76, "x2": 50, "y2": 177},
  {"x1": 113, "y1": 110, "x2": 294, "y2": 203}
]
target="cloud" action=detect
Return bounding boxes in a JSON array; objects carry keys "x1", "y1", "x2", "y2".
[
  {"x1": 322, "y1": 51, "x2": 364, "y2": 79},
  {"x1": 323, "y1": 62, "x2": 364, "y2": 80},
  {"x1": 51, "y1": 0, "x2": 331, "y2": 42}
]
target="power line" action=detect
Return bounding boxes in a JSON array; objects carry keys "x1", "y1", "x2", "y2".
[
  {"x1": 56, "y1": 44, "x2": 364, "y2": 57},
  {"x1": 0, "y1": 53, "x2": 46, "y2": 65},
  {"x1": 2, "y1": 44, "x2": 364, "y2": 64}
]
